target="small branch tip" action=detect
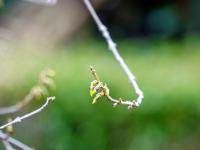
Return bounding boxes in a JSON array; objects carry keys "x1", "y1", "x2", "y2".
[
  {"x1": 0, "y1": 96, "x2": 55, "y2": 130},
  {"x1": 48, "y1": 96, "x2": 56, "y2": 101}
]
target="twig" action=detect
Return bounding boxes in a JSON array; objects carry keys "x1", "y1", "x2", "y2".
[
  {"x1": 84, "y1": 0, "x2": 144, "y2": 109},
  {"x1": 0, "y1": 68, "x2": 55, "y2": 115},
  {"x1": 0, "y1": 95, "x2": 34, "y2": 115},
  {"x1": 2, "y1": 140, "x2": 15, "y2": 150},
  {"x1": 21, "y1": 0, "x2": 57, "y2": 6},
  {"x1": 0, "y1": 96, "x2": 55, "y2": 130},
  {"x1": 0, "y1": 131, "x2": 33, "y2": 150}
]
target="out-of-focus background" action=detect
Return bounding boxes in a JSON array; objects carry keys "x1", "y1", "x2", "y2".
[{"x1": 0, "y1": 0, "x2": 200, "y2": 149}]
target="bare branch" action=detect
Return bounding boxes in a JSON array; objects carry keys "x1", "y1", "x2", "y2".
[
  {"x1": 22, "y1": 0, "x2": 57, "y2": 6},
  {"x1": 2, "y1": 140, "x2": 15, "y2": 150},
  {"x1": 0, "y1": 131, "x2": 33, "y2": 150},
  {"x1": 0, "y1": 96, "x2": 55, "y2": 130},
  {"x1": 84, "y1": 0, "x2": 144, "y2": 109},
  {"x1": 0, "y1": 95, "x2": 34, "y2": 115}
]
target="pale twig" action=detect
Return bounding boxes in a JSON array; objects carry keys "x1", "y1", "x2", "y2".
[
  {"x1": 0, "y1": 68, "x2": 55, "y2": 115},
  {"x1": 0, "y1": 96, "x2": 55, "y2": 130},
  {"x1": 84, "y1": 0, "x2": 144, "y2": 109},
  {"x1": 0, "y1": 131, "x2": 33, "y2": 150},
  {"x1": 2, "y1": 140, "x2": 15, "y2": 150},
  {"x1": 22, "y1": 0, "x2": 57, "y2": 6},
  {"x1": 0, "y1": 95, "x2": 34, "y2": 115}
]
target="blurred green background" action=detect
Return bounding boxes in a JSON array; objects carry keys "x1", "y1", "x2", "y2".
[{"x1": 0, "y1": 0, "x2": 200, "y2": 150}]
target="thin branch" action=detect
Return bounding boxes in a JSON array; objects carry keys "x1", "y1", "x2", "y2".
[
  {"x1": 2, "y1": 140, "x2": 15, "y2": 150},
  {"x1": 0, "y1": 95, "x2": 34, "y2": 115},
  {"x1": 21, "y1": 0, "x2": 57, "y2": 6},
  {"x1": 0, "y1": 68, "x2": 55, "y2": 115},
  {"x1": 0, "y1": 96, "x2": 55, "y2": 130},
  {"x1": 84, "y1": 0, "x2": 144, "y2": 109},
  {"x1": 0, "y1": 131, "x2": 33, "y2": 150}
]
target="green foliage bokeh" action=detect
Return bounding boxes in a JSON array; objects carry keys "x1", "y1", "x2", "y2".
[{"x1": 0, "y1": 38, "x2": 200, "y2": 150}]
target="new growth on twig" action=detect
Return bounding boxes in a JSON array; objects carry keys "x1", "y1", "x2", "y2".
[
  {"x1": 90, "y1": 66, "x2": 139, "y2": 109},
  {"x1": 84, "y1": 0, "x2": 144, "y2": 109}
]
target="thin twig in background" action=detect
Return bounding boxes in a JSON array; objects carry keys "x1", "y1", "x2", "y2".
[
  {"x1": 0, "y1": 2, "x2": 57, "y2": 149},
  {"x1": 84, "y1": 0, "x2": 144, "y2": 109},
  {"x1": 0, "y1": 68, "x2": 55, "y2": 115},
  {"x1": 2, "y1": 140, "x2": 15, "y2": 150},
  {"x1": 22, "y1": 0, "x2": 57, "y2": 6},
  {"x1": 0, "y1": 69, "x2": 55, "y2": 149},
  {"x1": 0, "y1": 96, "x2": 55, "y2": 130},
  {"x1": 0, "y1": 131, "x2": 33, "y2": 150},
  {"x1": 0, "y1": 95, "x2": 34, "y2": 115}
]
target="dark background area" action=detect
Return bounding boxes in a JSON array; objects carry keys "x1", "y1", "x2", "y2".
[{"x1": 93, "y1": 0, "x2": 199, "y2": 40}]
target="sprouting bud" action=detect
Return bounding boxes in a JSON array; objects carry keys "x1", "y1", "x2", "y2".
[
  {"x1": 31, "y1": 68, "x2": 56, "y2": 101},
  {"x1": 89, "y1": 80, "x2": 99, "y2": 97},
  {"x1": 90, "y1": 89, "x2": 96, "y2": 97},
  {"x1": 92, "y1": 92, "x2": 104, "y2": 104},
  {"x1": 89, "y1": 67, "x2": 111, "y2": 105}
]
